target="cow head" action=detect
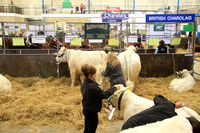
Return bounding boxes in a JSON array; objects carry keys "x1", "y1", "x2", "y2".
[
  {"x1": 124, "y1": 46, "x2": 138, "y2": 52},
  {"x1": 108, "y1": 84, "x2": 127, "y2": 110},
  {"x1": 55, "y1": 47, "x2": 67, "y2": 64},
  {"x1": 176, "y1": 69, "x2": 193, "y2": 78}
]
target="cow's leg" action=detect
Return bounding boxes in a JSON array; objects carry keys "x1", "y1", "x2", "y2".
[
  {"x1": 80, "y1": 75, "x2": 85, "y2": 84},
  {"x1": 70, "y1": 70, "x2": 76, "y2": 87},
  {"x1": 101, "y1": 77, "x2": 108, "y2": 91}
]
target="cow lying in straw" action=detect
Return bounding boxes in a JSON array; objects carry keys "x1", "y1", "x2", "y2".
[
  {"x1": 0, "y1": 75, "x2": 12, "y2": 92},
  {"x1": 169, "y1": 69, "x2": 196, "y2": 92},
  {"x1": 108, "y1": 84, "x2": 200, "y2": 122}
]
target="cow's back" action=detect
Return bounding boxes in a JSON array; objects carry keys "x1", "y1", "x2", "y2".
[
  {"x1": 118, "y1": 51, "x2": 141, "y2": 81},
  {"x1": 67, "y1": 50, "x2": 107, "y2": 72}
]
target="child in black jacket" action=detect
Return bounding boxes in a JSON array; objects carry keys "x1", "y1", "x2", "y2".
[{"x1": 81, "y1": 64, "x2": 120, "y2": 133}]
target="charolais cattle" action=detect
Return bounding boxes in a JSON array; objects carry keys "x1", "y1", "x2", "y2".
[
  {"x1": 56, "y1": 47, "x2": 107, "y2": 88},
  {"x1": 169, "y1": 69, "x2": 196, "y2": 93},
  {"x1": 108, "y1": 84, "x2": 200, "y2": 122},
  {"x1": 120, "y1": 116, "x2": 194, "y2": 133},
  {"x1": 118, "y1": 46, "x2": 141, "y2": 90},
  {"x1": 0, "y1": 75, "x2": 12, "y2": 92}
]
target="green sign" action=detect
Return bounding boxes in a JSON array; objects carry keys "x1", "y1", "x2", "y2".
[
  {"x1": 154, "y1": 23, "x2": 165, "y2": 31},
  {"x1": 183, "y1": 23, "x2": 198, "y2": 32},
  {"x1": 85, "y1": 23, "x2": 110, "y2": 39},
  {"x1": 62, "y1": 0, "x2": 72, "y2": 8}
]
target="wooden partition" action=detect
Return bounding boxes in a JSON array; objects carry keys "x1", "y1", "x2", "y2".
[{"x1": 0, "y1": 53, "x2": 193, "y2": 78}]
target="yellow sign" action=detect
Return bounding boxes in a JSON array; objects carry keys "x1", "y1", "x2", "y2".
[
  {"x1": 149, "y1": 38, "x2": 159, "y2": 46},
  {"x1": 0, "y1": 38, "x2": 2, "y2": 46},
  {"x1": 171, "y1": 38, "x2": 181, "y2": 45},
  {"x1": 139, "y1": 29, "x2": 145, "y2": 34},
  {"x1": 55, "y1": 22, "x2": 66, "y2": 31},
  {"x1": 12, "y1": 38, "x2": 25, "y2": 46},
  {"x1": 108, "y1": 38, "x2": 119, "y2": 46},
  {"x1": 70, "y1": 37, "x2": 82, "y2": 46}
]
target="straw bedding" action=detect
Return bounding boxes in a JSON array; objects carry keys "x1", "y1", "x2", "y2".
[{"x1": 0, "y1": 75, "x2": 200, "y2": 131}]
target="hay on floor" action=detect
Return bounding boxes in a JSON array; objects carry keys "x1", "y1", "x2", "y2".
[{"x1": 0, "y1": 74, "x2": 200, "y2": 131}]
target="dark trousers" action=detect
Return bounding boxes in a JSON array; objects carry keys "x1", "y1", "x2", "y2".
[
  {"x1": 83, "y1": 110, "x2": 98, "y2": 133},
  {"x1": 110, "y1": 76, "x2": 126, "y2": 87}
]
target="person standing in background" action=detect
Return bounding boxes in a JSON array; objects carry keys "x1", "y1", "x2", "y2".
[
  {"x1": 80, "y1": 4, "x2": 83, "y2": 13},
  {"x1": 154, "y1": 40, "x2": 169, "y2": 54}
]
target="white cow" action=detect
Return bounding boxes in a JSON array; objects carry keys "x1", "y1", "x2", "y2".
[
  {"x1": 118, "y1": 46, "x2": 141, "y2": 90},
  {"x1": 0, "y1": 75, "x2": 12, "y2": 92},
  {"x1": 56, "y1": 47, "x2": 107, "y2": 87},
  {"x1": 120, "y1": 116, "x2": 193, "y2": 133},
  {"x1": 109, "y1": 84, "x2": 200, "y2": 122},
  {"x1": 169, "y1": 69, "x2": 196, "y2": 92}
]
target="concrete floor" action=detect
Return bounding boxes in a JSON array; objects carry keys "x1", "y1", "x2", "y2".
[{"x1": 0, "y1": 121, "x2": 124, "y2": 133}]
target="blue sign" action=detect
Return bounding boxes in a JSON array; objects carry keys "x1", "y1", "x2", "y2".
[
  {"x1": 146, "y1": 14, "x2": 195, "y2": 23},
  {"x1": 103, "y1": 19, "x2": 122, "y2": 23},
  {"x1": 102, "y1": 13, "x2": 129, "y2": 20}
]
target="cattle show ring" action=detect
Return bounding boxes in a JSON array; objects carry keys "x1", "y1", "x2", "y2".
[{"x1": 1, "y1": 3, "x2": 200, "y2": 133}]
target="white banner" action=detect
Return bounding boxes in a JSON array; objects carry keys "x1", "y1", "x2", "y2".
[{"x1": 32, "y1": 36, "x2": 46, "y2": 43}]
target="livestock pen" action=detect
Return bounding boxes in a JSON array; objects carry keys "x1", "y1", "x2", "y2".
[{"x1": 0, "y1": 20, "x2": 200, "y2": 133}]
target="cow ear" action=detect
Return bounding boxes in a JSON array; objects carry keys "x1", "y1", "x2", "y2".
[
  {"x1": 63, "y1": 48, "x2": 66, "y2": 52},
  {"x1": 126, "y1": 81, "x2": 134, "y2": 91}
]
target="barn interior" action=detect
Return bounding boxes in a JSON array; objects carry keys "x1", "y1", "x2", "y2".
[{"x1": 0, "y1": 0, "x2": 200, "y2": 133}]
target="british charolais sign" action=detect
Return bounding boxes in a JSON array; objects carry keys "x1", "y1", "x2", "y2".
[{"x1": 146, "y1": 14, "x2": 195, "y2": 23}]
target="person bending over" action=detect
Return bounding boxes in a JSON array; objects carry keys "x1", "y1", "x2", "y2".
[
  {"x1": 101, "y1": 51, "x2": 126, "y2": 87},
  {"x1": 122, "y1": 94, "x2": 183, "y2": 131}
]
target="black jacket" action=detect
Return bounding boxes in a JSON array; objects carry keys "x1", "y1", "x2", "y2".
[
  {"x1": 158, "y1": 45, "x2": 168, "y2": 53},
  {"x1": 101, "y1": 63, "x2": 126, "y2": 87},
  {"x1": 81, "y1": 78, "x2": 117, "y2": 112},
  {"x1": 122, "y1": 95, "x2": 177, "y2": 130}
]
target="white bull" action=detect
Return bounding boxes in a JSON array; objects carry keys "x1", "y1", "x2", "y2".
[
  {"x1": 118, "y1": 46, "x2": 141, "y2": 90},
  {"x1": 120, "y1": 116, "x2": 193, "y2": 133},
  {"x1": 169, "y1": 69, "x2": 196, "y2": 93},
  {"x1": 56, "y1": 47, "x2": 107, "y2": 87},
  {"x1": 109, "y1": 85, "x2": 200, "y2": 122},
  {"x1": 0, "y1": 75, "x2": 12, "y2": 92}
]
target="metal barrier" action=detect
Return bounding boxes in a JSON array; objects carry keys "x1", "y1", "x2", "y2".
[{"x1": 0, "y1": 21, "x2": 197, "y2": 54}]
